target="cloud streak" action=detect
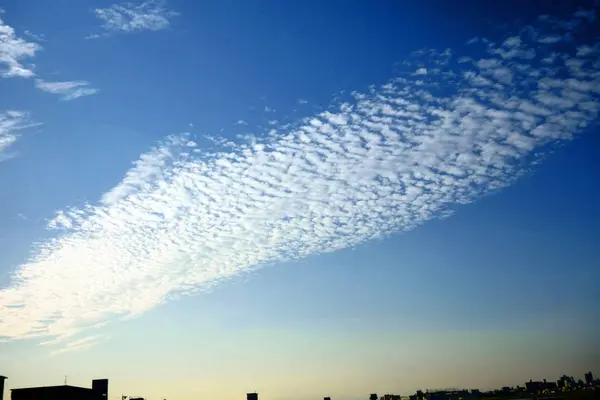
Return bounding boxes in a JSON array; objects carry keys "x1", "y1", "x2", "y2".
[
  {"x1": 93, "y1": 0, "x2": 178, "y2": 34},
  {"x1": 0, "y1": 13, "x2": 41, "y2": 78},
  {"x1": 0, "y1": 9, "x2": 599, "y2": 348},
  {"x1": 48, "y1": 334, "x2": 111, "y2": 356},
  {"x1": 35, "y1": 79, "x2": 99, "y2": 101},
  {"x1": 0, "y1": 111, "x2": 31, "y2": 162}
]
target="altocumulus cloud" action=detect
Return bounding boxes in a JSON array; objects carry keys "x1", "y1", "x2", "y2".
[
  {"x1": 1, "y1": 9, "x2": 599, "y2": 350},
  {"x1": 93, "y1": 0, "x2": 178, "y2": 34}
]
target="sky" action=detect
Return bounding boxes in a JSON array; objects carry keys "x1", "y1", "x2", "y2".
[{"x1": 1, "y1": 0, "x2": 600, "y2": 399}]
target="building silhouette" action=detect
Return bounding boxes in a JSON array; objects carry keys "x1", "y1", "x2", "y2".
[
  {"x1": 246, "y1": 393, "x2": 258, "y2": 400},
  {"x1": 525, "y1": 378, "x2": 558, "y2": 394},
  {"x1": 3, "y1": 370, "x2": 597, "y2": 400},
  {"x1": 585, "y1": 371, "x2": 594, "y2": 385},
  {"x1": 11, "y1": 379, "x2": 108, "y2": 400},
  {"x1": 557, "y1": 375, "x2": 576, "y2": 389},
  {"x1": 1, "y1": 376, "x2": 7, "y2": 400},
  {"x1": 92, "y1": 380, "x2": 108, "y2": 400}
]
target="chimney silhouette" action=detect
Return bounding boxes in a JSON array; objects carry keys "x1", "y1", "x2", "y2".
[
  {"x1": 247, "y1": 393, "x2": 258, "y2": 400},
  {"x1": 0, "y1": 376, "x2": 7, "y2": 400}
]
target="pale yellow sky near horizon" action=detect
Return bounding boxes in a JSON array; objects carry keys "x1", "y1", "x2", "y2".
[{"x1": 2, "y1": 324, "x2": 598, "y2": 400}]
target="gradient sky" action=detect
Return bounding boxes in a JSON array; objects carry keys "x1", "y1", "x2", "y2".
[{"x1": 1, "y1": 0, "x2": 600, "y2": 399}]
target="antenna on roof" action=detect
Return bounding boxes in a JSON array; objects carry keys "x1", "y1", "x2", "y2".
[{"x1": 64, "y1": 376, "x2": 68, "y2": 385}]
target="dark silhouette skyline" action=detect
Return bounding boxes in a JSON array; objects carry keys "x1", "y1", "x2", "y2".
[{"x1": 2, "y1": 371, "x2": 598, "y2": 400}]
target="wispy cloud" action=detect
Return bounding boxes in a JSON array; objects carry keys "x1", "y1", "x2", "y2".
[
  {"x1": 0, "y1": 111, "x2": 32, "y2": 162},
  {"x1": 35, "y1": 79, "x2": 98, "y2": 101},
  {"x1": 84, "y1": 33, "x2": 103, "y2": 40},
  {"x1": 573, "y1": 9, "x2": 596, "y2": 22},
  {"x1": 0, "y1": 13, "x2": 41, "y2": 78},
  {"x1": 538, "y1": 34, "x2": 564, "y2": 44},
  {"x1": 1, "y1": 8, "x2": 599, "y2": 346},
  {"x1": 48, "y1": 334, "x2": 111, "y2": 356},
  {"x1": 1, "y1": 11, "x2": 97, "y2": 99},
  {"x1": 23, "y1": 30, "x2": 46, "y2": 42},
  {"x1": 93, "y1": 0, "x2": 178, "y2": 34}
]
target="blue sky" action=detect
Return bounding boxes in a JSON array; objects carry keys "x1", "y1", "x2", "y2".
[{"x1": 1, "y1": 0, "x2": 599, "y2": 399}]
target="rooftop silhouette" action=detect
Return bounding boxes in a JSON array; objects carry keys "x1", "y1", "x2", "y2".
[
  {"x1": 9, "y1": 379, "x2": 108, "y2": 400},
  {"x1": 2, "y1": 371, "x2": 598, "y2": 400}
]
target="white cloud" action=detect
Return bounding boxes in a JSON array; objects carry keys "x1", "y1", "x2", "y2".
[
  {"x1": 573, "y1": 9, "x2": 596, "y2": 22},
  {"x1": 235, "y1": 120, "x2": 248, "y2": 125},
  {"x1": 490, "y1": 46, "x2": 535, "y2": 60},
  {"x1": 264, "y1": 106, "x2": 275, "y2": 112},
  {"x1": 23, "y1": 30, "x2": 46, "y2": 42},
  {"x1": 49, "y1": 334, "x2": 111, "y2": 355},
  {"x1": 538, "y1": 35, "x2": 563, "y2": 44},
  {"x1": 84, "y1": 33, "x2": 103, "y2": 40},
  {"x1": 1, "y1": 11, "x2": 96, "y2": 99},
  {"x1": 35, "y1": 79, "x2": 98, "y2": 101},
  {"x1": 93, "y1": 0, "x2": 178, "y2": 34},
  {"x1": 576, "y1": 43, "x2": 600, "y2": 57},
  {"x1": 503, "y1": 36, "x2": 521, "y2": 48},
  {"x1": 1, "y1": 7, "x2": 599, "y2": 346},
  {"x1": 413, "y1": 68, "x2": 427, "y2": 75},
  {"x1": 0, "y1": 13, "x2": 41, "y2": 78},
  {"x1": 0, "y1": 111, "x2": 31, "y2": 161}
]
